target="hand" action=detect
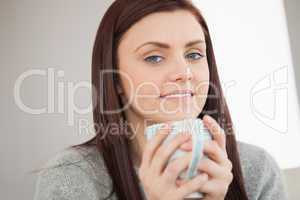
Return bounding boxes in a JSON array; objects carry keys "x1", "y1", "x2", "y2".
[
  {"x1": 177, "y1": 115, "x2": 233, "y2": 200},
  {"x1": 138, "y1": 122, "x2": 209, "y2": 200}
]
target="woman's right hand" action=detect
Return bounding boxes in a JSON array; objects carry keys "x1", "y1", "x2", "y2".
[{"x1": 138, "y1": 123, "x2": 208, "y2": 200}]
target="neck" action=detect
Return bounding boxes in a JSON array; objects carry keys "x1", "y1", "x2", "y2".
[
  {"x1": 129, "y1": 126, "x2": 146, "y2": 168},
  {"x1": 126, "y1": 110, "x2": 149, "y2": 168}
]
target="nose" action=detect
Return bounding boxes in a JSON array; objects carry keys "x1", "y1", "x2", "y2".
[{"x1": 168, "y1": 65, "x2": 194, "y2": 82}]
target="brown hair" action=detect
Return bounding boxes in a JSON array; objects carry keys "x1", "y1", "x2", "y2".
[{"x1": 75, "y1": 0, "x2": 249, "y2": 199}]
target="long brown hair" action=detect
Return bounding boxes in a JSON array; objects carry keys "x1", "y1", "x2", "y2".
[{"x1": 75, "y1": 0, "x2": 249, "y2": 199}]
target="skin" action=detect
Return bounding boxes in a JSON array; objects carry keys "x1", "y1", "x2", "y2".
[{"x1": 116, "y1": 10, "x2": 233, "y2": 200}]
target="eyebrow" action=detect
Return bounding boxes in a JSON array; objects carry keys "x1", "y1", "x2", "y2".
[{"x1": 134, "y1": 39, "x2": 205, "y2": 52}]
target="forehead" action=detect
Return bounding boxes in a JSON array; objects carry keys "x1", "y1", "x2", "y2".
[{"x1": 119, "y1": 10, "x2": 205, "y2": 49}]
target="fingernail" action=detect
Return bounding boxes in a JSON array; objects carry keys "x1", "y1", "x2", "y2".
[
  {"x1": 201, "y1": 173, "x2": 208, "y2": 180},
  {"x1": 205, "y1": 115, "x2": 211, "y2": 122}
]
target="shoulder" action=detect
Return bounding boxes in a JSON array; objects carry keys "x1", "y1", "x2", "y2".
[
  {"x1": 236, "y1": 141, "x2": 288, "y2": 200},
  {"x1": 34, "y1": 145, "x2": 116, "y2": 200},
  {"x1": 236, "y1": 141, "x2": 282, "y2": 178},
  {"x1": 237, "y1": 141, "x2": 276, "y2": 171}
]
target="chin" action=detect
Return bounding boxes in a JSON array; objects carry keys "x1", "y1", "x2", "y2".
[{"x1": 154, "y1": 111, "x2": 200, "y2": 123}]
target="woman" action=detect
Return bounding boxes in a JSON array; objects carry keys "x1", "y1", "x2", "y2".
[{"x1": 34, "y1": 0, "x2": 288, "y2": 199}]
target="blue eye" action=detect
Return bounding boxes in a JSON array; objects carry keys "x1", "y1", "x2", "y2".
[
  {"x1": 185, "y1": 52, "x2": 204, "y2": 60},
  {"x1": 144, "y1": 55, "x2": 163, "y2": 64}
]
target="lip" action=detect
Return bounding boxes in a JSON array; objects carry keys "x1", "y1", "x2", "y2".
[{"x1": 160, "y1": 89, "x2": 194, "y2": 98}]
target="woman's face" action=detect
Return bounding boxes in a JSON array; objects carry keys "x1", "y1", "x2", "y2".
[{"x1": 117, "y1": 10, "x2": 209, "y2": 124}]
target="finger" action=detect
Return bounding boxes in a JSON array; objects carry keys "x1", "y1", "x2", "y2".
[
  {"x1": 179, "y1": 138, "x2": 192, "y2": 151},
  {"x1": 197, "y1": 157, "x2": 224, "y2": 179},
  {"x1": 142, "y1": 122, "x2": 172, "y2": 168},
  {"x1": 203, "y1": 115, "x2": 226, "y2": 151},
  {"x1": 175, "y1": 172, "x2": 206, "y2": 187},
  {"x1": 162, "y1": 151, "x2": 193, "y2": 184},
  {"x1": 198, "y1": 179, "x2": 232, "y2": 197},
  {"x1": 152, "y1": 131, "x2": 191, "y2": 174},
  {"x1": 203, "y1": 140, "x2": 228, "y2": 165},
  {"x1": 176, "y1": 178, "x2": 186, "y2": 187},
  {"x1": 174, "y1": 173, "x2": 208, "y2": 198}
]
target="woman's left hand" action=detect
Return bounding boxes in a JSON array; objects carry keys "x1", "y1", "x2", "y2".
[{"x1": 177, "y1": 114, "x2": 233, "y2": 200}]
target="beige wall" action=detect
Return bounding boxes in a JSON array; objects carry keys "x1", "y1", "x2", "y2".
[
  {"x1": 283, "y1": 168, "x2": 300, "y2": 200},
  {"x1": 283, "y1": 0, "x2": 300, "y2": 199},
  {"x1": 0, "y1": 0, "x2": 112, "y2": 199},
  {"x1": 285, "y1": 0, "x2": 300, "y2": 102}
]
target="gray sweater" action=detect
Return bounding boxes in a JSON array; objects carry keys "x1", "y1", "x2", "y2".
[{"x1": 33, "y1": 141, "x2": 288, "y2": 200}]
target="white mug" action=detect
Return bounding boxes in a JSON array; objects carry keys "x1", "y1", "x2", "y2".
[{"x1": 145, "y1": 118, "x2": 212, "y2": 198}]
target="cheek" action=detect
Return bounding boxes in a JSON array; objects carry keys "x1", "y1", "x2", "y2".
[
  {"x1": 130, "y1": 79, "x2": 164, "y2": 114},
  {"x1": 194, "y1": 65, "x2": 210, "y2": 90},
  {"x1": 120, "y1": 68, "x2": 163, "y2": 105},
  {"x1": 117, "y1": 51, "x2": 164, "y2": 108},
  {"x1": 193, "y1": 65, "x2": 210, "y2": 105},
  {"x1": 134, "y1": 70, "x2": 162, "y2": 95}
]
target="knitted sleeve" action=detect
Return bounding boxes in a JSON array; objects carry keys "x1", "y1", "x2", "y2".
[
  {"x1": 238, "y1": 142, "x2": 289, "y2": 200},
  {"x1": 256, "y1": 150, "x2": 289, "y2": 200},
  {"x1": 33, "y1": 147, "x2": 115, "y2": 200}
]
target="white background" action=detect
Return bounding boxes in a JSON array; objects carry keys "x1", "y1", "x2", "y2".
[{"x1": 193, "y1": 0, "x2": 300, "y2": 169}]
